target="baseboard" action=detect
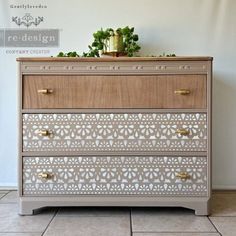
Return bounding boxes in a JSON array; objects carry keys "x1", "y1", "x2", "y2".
[
  {"x1": 212, "y1": 185, "x2": 236, "y2": 190},
  {"x1": 0, "y1": 184, "x2": 17, "y2": 190}
]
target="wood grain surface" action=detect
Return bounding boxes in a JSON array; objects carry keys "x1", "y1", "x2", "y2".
[
  {"x1": 17, "y1": 56, "x2": 213, "y2": 62},
  {"x1": 23, "y1": 74, "x2": 207, "y2": 109}
]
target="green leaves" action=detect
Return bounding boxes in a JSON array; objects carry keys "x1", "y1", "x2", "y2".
[
  {"x1": 121, "y1": 26, "x2": 134, "y2": 35},
  {"x1": 121, "y1": 26, "x2": 140, "y2": 56},
  {"x1": 57, "y1": 52, "x2": 64, "y2": 57},
  {"x1": 56, "y1": 26, "x2": 141, "y2": 58},
  {"x1": 57, "y1": 51, "x2": 79, "y2": 57},
  {"x1": 133, "y1": 34, "x2": 139, "y2": 41},
  {"x1": 159, "y1": 52, "x2": 176, "y2": 57}
]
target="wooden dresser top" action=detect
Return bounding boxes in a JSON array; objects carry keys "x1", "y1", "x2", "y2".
[{"x1": 17, "y1": 56, "x2": 213, "y2": 62}]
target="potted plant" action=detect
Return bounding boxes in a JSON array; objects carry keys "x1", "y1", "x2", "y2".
[
  {"x1": 86, "y1": 26, "x2": 140, "y2": 57},
  {"x1": 57, "y1": 26, "x2": 141, "y2": 57}
]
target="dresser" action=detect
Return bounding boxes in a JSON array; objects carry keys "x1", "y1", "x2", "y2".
[{"x1": 17, "y1": 57, "x2": 212, "y2": 215}]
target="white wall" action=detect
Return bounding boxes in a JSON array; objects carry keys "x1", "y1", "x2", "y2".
[{"x1": 0, "y1": 0, "x2": 236, "y2": 189}]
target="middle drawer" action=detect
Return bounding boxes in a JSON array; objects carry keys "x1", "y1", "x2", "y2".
[{"x1": 23, "y1": 113, "x2": 207, "y2": 153}]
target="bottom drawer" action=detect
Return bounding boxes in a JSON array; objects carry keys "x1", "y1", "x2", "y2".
[{"x1": 22, "y1": 156, "x2": 208, "y2": 196}]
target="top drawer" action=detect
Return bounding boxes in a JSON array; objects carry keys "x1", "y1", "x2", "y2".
[{"x1": 22, "y1": 75, "x2": 206, "y2": 109}]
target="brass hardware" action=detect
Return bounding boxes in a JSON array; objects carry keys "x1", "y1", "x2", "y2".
[
  {"x1": 37, "y1": 89, "x2": 53, "y2": 94},
  {"x1": 176, "y1": 172, "x2": 190, "y2": 180},
  {"x1": 38, "y1": 172, "x2": 53, "y2": 180},
  {"x1": 106, "y1": 33, "x2": 124, "y2": 53},
  {"x1": 174, "y1": 89, "x2": 190, "y2": 95},
  {"x1": 175, "y1": 129, "x2": 190, "y2": 136},
  {"x1": 37, "y1": 129, "x2": 51, "y2": 136}
]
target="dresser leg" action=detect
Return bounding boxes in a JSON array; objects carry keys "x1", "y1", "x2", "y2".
[
  {"x1": 18, "y1": 200, "x2": 34, "y2": 215},
  {"x1": 194, "y1": 201, "x2": 210, "y2": 216},
  {"x1": 18, "y1": 207, "x2": 34, "y2": 215}
]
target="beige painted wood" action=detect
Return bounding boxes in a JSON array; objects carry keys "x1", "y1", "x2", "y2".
[
  {"x1": 18, "y1": 57, "x2": 212, "y2": 216},
  {"x1": 18, "y1": 196, "x2": 210, "y2": 215},
  {"x1": 22, "y1": 113, "x2": 207, "y2": 153},
  {"x1": 19, "y1": 61, "x2": 209, "y2": 75},
  {"x1": 23, "y1": 74, "x2": 206, "y2": 109},
  {"x1": 22, "y1": 155, "x2": 208, "y2": 196}
]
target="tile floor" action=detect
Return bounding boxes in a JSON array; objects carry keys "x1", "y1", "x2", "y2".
[{"x1": 0, "y1": 191, "x2": 235, "y2": 236}]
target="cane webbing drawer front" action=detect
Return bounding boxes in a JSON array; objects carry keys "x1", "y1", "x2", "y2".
[
  {"x1": 23, "y1": 156, "x2": 207, "y2": 196},
  {"x1": 22, "y1": 113, "x2": 207, "y2": 153},
  {"x1": 18, "y1": 57, "x2": 212, "y2": 215},
  {"x1": 23, "y1": 74, "x2": 206, "y2": 109}
]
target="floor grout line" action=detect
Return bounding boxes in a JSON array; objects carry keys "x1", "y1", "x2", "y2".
[
  {"x1": 133, "y1": 233, "x2": 220, "y2": 235},
  {"x1": 130, "y1": 208, "x2": 133, "y2": 236},
  {"x1": 208, "y1": 216, "x2": 223, "y2": 236},
  {"x1": 0, "y1": 192, "x2": 10, "y2": 200},
  {"x1": 132, "y1": 231, "x2": 221, "y2": 233},
  {"x1": 134, "y1": 231, "x2": 222, "y2": 236},
  {"x1": 209, "y1": 215, "x2": 236, "y2": 217},
  {"x1": 41, "y1": 208, "x2": 59, "y2": 236}
]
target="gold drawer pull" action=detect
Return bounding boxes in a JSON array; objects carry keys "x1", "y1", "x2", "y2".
[
  {"x1": 175, "y1": 129, "x2": 190, "y2": 136},
  {"x1": 37, "y1": 129, "x2": 51, "y2": 136},
  {"x1": 38, "y1": 172, "x2": 53, "y2": 180},
  {"x1": 174, "y1": 89, "x2": 190, "y2": 95},
  {"x1": 176, "y1": 172, "x2": 190, "y2": 180},
  {"x1": 37, "y1": 89, "x2": 53, "y2": 94}
]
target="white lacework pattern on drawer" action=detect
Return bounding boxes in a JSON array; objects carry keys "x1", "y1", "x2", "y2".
[
  {"x1": 23, "y1": 156, "x2": 208, "y2": 196},
  {"x1": 23, "y1": 113, "x2": 207, "y2": 152}
]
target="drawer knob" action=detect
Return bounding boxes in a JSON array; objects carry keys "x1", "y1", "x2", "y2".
[
  {"x1": 37, "y1": 89, "x2": 53, "y2": 94},
  {"x1": 174, "y1": 89, "x2": 190, "y2": 95},
  {"x1": 37, "y1": 129, "x2": 51, "y2": 136},
  {"x1": 176, "y1": 172, "x2": 190, "y2": 180},
  {"x1": 175, "y1": 129, "x2": 190, "y2": 136},
  {"x1": 38, "y1": 172, "x2": 53, "y2": 180}
]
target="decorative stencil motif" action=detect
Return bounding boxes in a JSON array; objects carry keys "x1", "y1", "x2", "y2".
[
  {"x1": 21, "y1": 62, "x2": 208, "y2": 74},
  {"x1": 23, "y1": 113, "x2": 207, "y2": 152},
  {"x1": 23, "y1": 156, "x2": 207, "y2": 196}
]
